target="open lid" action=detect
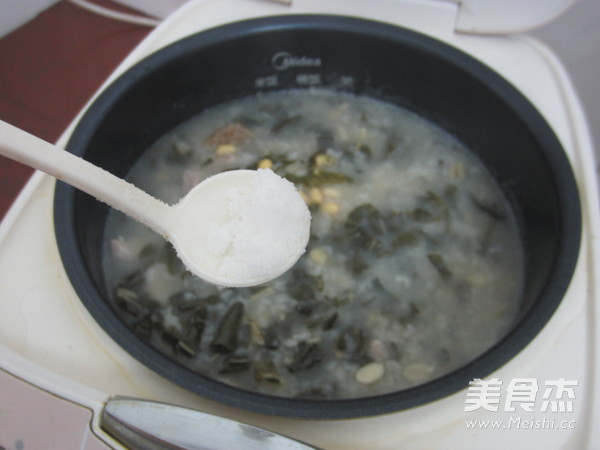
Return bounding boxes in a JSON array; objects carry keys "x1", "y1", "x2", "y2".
[
  {"x1": 108, "y1": 1, "x2": 578, "y2": 34},
  {"x1": 443, "y1": 0, "x2": 578, "y2": 34}
]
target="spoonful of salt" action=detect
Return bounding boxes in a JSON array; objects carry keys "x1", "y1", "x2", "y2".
[{"x1": 0, "y1": 120, "x2": 311, "y2": 287}]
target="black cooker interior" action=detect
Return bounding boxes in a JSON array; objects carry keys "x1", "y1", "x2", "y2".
[{"x1": 54, "y1": 15, "x2": 581, "y2": 419}]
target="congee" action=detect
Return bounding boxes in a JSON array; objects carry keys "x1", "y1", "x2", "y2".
[{"x1": 102, "y1": 88, "x2": 524, "y2": 399}]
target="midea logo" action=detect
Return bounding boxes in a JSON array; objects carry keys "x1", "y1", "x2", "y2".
[{"x1": 271, "y1": 51, "x2": 322, "y2": 71}]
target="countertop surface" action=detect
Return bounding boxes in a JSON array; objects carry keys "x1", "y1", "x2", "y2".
[{"x1": 0, "y1": 0, "x2": 150, "y2": 219}]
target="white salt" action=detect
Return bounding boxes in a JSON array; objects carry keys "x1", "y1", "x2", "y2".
[{"x1": 206, "y1": 168, "x2": 311, "y2": 281}]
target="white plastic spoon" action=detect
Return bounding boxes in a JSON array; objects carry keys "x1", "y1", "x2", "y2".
[{"x1": 0, "y1": 120, "x2": 311, "y2": 287}]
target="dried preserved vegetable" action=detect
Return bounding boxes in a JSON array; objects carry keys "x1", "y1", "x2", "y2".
[{"x1": 103, "y1": 89, "x2": 523, "y2": 399}]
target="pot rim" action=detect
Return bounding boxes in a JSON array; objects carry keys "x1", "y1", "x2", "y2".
[{"x1": 54, "y1": 14, "x2": 581, "y2": 419}]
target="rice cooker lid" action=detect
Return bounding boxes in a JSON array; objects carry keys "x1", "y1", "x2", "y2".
[{"x1": 437, "y1": 0, "x2": 577, "y2": 34}]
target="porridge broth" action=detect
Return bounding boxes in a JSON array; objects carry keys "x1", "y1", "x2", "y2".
[{"x1": 102, "y1": 89, "x2": 524, "y2": 399}]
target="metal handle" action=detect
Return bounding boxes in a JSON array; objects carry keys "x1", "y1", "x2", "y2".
[{"x1": 101, "y1": 397, "x2": 318, "y2": 450}]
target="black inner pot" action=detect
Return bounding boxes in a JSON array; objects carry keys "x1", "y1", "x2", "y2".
[{"x1": 54, "y1": 15, "x2": 581, "y2": 419}]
